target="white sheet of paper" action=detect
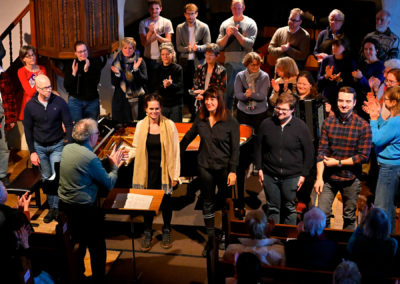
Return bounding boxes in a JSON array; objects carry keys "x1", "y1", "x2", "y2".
[{"x1": 124, "y1": 193, "x2": 153, "y2": 210}]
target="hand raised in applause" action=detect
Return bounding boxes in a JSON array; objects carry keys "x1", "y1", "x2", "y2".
[
  {"x1": 163, "y1": 75, "x2": 173, "y2": 88},
  {"x1": 72, "y1": 59, "x2": 78, "y2": 76},
  {"x1": 108, "y1": 146, "x2": 128, "y2": 168},
  {"x1": 133, "y1": 57, "x2": 143, "y2": 70},
  {"x1": 83, "y1": 58, "x2": 90, "y2": 72}
]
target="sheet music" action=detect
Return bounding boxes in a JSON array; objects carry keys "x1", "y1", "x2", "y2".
[
  {"x1": 113, "y1": 193, "x2": 153, "y2": 210},
  {"x1": 125, "y1": 193, "x2": 153, "y2": 209}
]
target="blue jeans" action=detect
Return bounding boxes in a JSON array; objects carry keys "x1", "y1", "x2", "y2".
[
  {"x1": 262, "y1": 174, "x2": 299, "y2": 225},
  {"x1": 162, "y1": 104, "x2": 182, "y2": 122},
  {"x1": 34, "y1": 139, "x2": 64, "y2": 208},
  {"x1": 317, "y1": 178, "x2": 361, "y2": 230},
  {"x1": 224, "y1": 62, "x2": 245, "y2": 111},
  {"x1": 374, "y1": 163, "x2": 400, "y2": 233},
  {"x1": 68, "y1": 96, "x2": 99, "y2": 123}
]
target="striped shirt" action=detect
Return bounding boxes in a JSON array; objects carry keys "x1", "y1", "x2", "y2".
[{"x1": 317, "y1": 112, "x2": 372, "y2": 181}]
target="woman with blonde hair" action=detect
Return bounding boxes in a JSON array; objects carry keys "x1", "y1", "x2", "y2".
[
  {"x1": 17, "y1": 45, "x2": 46, "y2": 120},
  {"x1": 269, "y1": 56, "x2": 299, "y2": 106},
  {"x1": 111, "y1": 37, "x2": 147, "y2": 123}
]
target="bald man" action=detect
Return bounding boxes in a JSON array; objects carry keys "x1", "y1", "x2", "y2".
[{"x1": 23, "y1": 74, "x2": 73, "y2": 223}]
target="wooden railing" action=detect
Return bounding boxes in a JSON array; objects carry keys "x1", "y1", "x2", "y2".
[{"x1": 0, "y1": 0, "x2": 35, "y2": 67}]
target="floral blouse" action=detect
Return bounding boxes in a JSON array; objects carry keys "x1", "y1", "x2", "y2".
[{"x1": 193, "y1": 62, "x2": 227, "y2": 92}]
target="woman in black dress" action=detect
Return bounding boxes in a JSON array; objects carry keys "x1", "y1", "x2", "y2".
[{"x1": 131, "y1": 94, "x2": 180, "y2": 251}]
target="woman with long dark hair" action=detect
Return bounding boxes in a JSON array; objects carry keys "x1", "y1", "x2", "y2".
[{"x1": 180, "y1": 86, "x2": 239, "y2": 253}]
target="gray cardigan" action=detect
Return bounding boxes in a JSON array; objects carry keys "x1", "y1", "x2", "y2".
[{"x1": 176, "y1": 19, "x2": 211, "y2": 66}]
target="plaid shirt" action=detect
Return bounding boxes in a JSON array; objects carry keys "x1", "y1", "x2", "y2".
[
  {"x1": 317, "y1": 112, "x2": 372, "y2": 181},
  {"x1": 0, "y1": 71, "x2": 17, "y2": 131}
]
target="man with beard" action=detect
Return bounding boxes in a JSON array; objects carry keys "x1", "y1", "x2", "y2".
[{"x1": 314, "y1": 87, "x2": 372, "y2": 230}]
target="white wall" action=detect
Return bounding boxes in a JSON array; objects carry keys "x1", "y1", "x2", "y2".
[{"x1": 0, "y1": 0, "x2": 30, "y2": 70}]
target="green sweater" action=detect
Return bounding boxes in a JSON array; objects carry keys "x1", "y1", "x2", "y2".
[{"x1": 58, "y1": 142, "x2": 118, "y2": 205}]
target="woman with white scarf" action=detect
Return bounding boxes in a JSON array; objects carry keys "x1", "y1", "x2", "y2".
[
  {"x1": 130, "y1": 94, "x2": 180, "y2": 251},
  {"x1": 234, "y1": 52, "x2": 270, "y2": 133},
  {"x1": 234, "y1": 52, "x2": 270, "y2": 211}
]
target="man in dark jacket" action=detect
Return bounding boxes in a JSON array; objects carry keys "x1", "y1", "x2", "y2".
[
  {"x1": 255, "y1": 93, "x2": 314, "y2": 225},
  {"x1": 64, "y1": 41, "x2": 106, "y2": 123},
  {"x1": 23, "y1": 74, "x2": 73, "y2": 223}
]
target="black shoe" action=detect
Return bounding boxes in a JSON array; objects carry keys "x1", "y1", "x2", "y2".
[
  {"x1": 141, "y1": 231, "x2": 152, "y2": 252},
  {"x1": 43, "y1": 208, "x2": 55, "y2": 223},
  {"x1": 160, "y1": 228, "x2": 172, "y2": 249}
]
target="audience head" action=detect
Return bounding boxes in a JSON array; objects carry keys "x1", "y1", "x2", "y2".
[
  {"x1": 362, "y1": 207, "x2": 391, "y2": 240},
  {"x1": 302, "y1": 207, "x2": 326, "y2": 237},
  {"x1": 74, "y1": 41, "x2": 88, "y2": 61},
  {"x1": 275, "y1": 56, "x2": 299, "y2": 78},
  {"x1": 329, "y1": 9, "x2": 345, "y2": 33},
  {"x1": 19, "y1": 45, "x2": 36, "y2": 66},
  {"x1": 275, "y1": 93, "x2": 296, "y2": 123},
  {"x1": 236, "y1": 252, "x2": 261, "y2": 284},
  {"x1": 231, "y1": 0, "x2": 245, "y2": 19},
  {"x1": 288, "y1": 8, "x2": 303, "y2": 33},
  {"x1": 148, "y1": 0, "x2": 162, "y2": 19},
  {"x1": 296, "y1": 70, "x2": 318, "y2": 99},
  {"x1": 184, "y1": 3, "x2": 198, "y2": 25},
  {"x1": 384, "y1": 59, "x2": 400, "y2": 74},
  {"x1": 205, "y1": 43, "x2": 219, "y2": 65},
  {"x1": 72, "y1": 118, "x2": 99, "y2": 147},
  {"x1": 333, "y1": 260, "x2": 361, "y2": 284},
  {"x1": 332, "y1": 36, "x2": 350, "y2": 58},
  {"x1": 159, "y1": 42, "x2": 176, "y2": 65},
  {"x1": 386, "y1": 69, "x2": 400, "y2": 87},
  {"x1": 362, "y1": 37, "x2": 380, "y2": 62},
  {"x1": 376, "y1": 10, "x2": 391, "y2": 33},
  {"x1": 337, "y1": 86, "x2": 357, "y2": 115},
  {"x1": 245, "y1": 210, "x2": 267, "y2": 239},
  {"x1": 199, "y1": 86, "x2": 227, "y2": 121},
  {"x1": 144, "y1": 93, "x2": 163, "y2": 123},
  {"x1": 242, "y1": 52, "x2": 262, "y2": 73},
  {"x1": 384, "y1": 86, "x2": 400, "y2": 116},
  {"x1": 35, "y1": 74, "x2": 53, "y2": 101},
  {"x1": 121, "y1": 37, "x2": 136, "y2": 58},
  {"x1": 0, "y1": 181, "x2": 7, "y2": 204}
]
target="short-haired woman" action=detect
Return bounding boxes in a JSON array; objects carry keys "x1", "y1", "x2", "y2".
[
  {"x1": 111, "y1": 37, "x2": 147, "y2": 123},
  {"x1": 17, "y1": 45, "x2": 46, "y2": 120}
]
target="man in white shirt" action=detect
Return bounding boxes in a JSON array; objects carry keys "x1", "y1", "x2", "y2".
[
  {"x1": 139, "y1": 0, "x2": 174, "y2": 84},
  {"x1": 217, "y1": 0, "x2": 257, "y2": 111},
  {"x1": 176, "y1": 3, "x2": 211, "y2": 121}
]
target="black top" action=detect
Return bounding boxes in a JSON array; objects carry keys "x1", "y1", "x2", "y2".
[
  {"x1": 146, "y1": 133, "x2": 161, "y2": 189},
  {"x1": 180, "y1": 114, "x2": 240, "y2": 172},
  {"x1": 255, "y1": 116, "x2": 314, "y2": 178},
  {"x1": 151, "y1": 63, "x2": 184, "y2": 107},
  {"x1": 64, "y1": 57, "x2": 106, "y2": 101}
]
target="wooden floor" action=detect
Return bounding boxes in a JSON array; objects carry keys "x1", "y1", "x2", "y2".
[{"x1": 5, "y1": 149, "x2": 390, "y2": 283}]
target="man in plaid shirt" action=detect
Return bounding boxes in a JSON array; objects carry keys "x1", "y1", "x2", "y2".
[
  {"x1": 314, "y1": 86, "x2": 372, "y2": 229},
  {"x1": 0, "y1": 66, "x2": 18, "y2": 186}
]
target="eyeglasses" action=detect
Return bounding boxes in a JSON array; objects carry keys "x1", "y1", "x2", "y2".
[
  {"x1": 288, "y1": 18, "x2": 301, "y2": 23},
  {"x1": 76, "y1": 49, "x2": 88, "y2": 54},
  {"x1": 275, "y1": 106, "x2": 292, "y2": 113},
  {"x1": 385, "y1": 79, "x2": 398, "y2": 85},
  {"x1": 37, "y1": 86, "x2": 52, "y2": 91},
  {"x1": 25, "y1": 54, "x2": 36, "y2": 59}
]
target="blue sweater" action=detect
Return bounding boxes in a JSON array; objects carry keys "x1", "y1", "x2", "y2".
[{"x1": 370, "y1": 116, "x2": 400, "y2": 165}]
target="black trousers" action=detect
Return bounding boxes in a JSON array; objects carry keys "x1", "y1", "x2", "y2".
[{"x1": 59, "y1": 200, "x2": 106, "y2": 282}]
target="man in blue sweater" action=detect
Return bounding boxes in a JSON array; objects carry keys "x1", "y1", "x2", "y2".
[{"x1": 23, "y1": 74, "x2": 72, "y2": 223}]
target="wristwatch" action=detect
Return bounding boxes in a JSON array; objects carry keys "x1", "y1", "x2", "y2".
[{"x1": 338, "y1": 160, "x2": 342, "y2": 167}]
